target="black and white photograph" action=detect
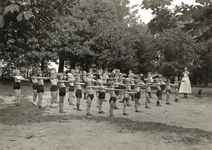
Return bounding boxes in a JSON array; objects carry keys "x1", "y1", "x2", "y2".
[{"x1": 0, "y1": 0, "x2": 212, "y2": 149}]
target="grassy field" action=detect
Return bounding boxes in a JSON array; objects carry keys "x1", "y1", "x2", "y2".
[{"x1": 0, "y1": 82, "x2": 212, "y2": 150}]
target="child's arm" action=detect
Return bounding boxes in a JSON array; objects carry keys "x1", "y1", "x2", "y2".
[
  {"x1": 58, "y1": 80, "x2": 69, "y2": 83},
  {"x1": 75, "y1": 82, "x2": 85, "y2": 85},
  {"x1": 68, "y1": 79, "x2": 75, "y2": 82}
]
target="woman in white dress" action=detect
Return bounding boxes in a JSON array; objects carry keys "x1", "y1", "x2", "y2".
[{"x1": 179, "y1": 67, "x2": 192, "y2": 98}]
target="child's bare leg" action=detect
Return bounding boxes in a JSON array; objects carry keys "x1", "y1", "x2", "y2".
[
  {"x1": 99, "y1": 99, "x2": 104, "y2": 113},
  {"x1": 68, "y1": 92, "x2": 74, "y2": 105},
  {"x1": 37, "y1": 93, "x2": 43, "y2": 108},
  {"x1": 59, "y1": 96, "x2": 65, "y2": 113},
  {"x1": 175, "y1": 89, "x2": 179, "y2": 102},
  {"x1": 51, "y1": 91, "x2": 57, "y2": 105},
  {"x1": 84, "y1": 90, "x2": 87, "y2": 99},
  {"x1": 127, "y1": 95, "x2": 131, "y2": 107},
  {"x1": 114, "y1": 100, "x2": 119, "y2": 109},
  {"x1": 33, "y1": 90, "x2": 37, "y2": 105},
  {"x1": 76, "y1": 98, "x2": 82, "y2": 111},
  {"x1": 123, "y1": 100, "x2": 128, "y2": 115},
  {"x1": 14, "y1": 90, "x2": 18, "y2": 104},
  {"x1": 166, "y1": 92, "x2": 171, "y2": 105},
  {"x1": 149, "y1": 91, "x2": 153, "y2": 98},
  {"x1": 145, "y1": 93, "x2": 151, "y2": 109},
  {"x1": 96, "y1": 95, "x2": 99, "y2": 107},
  {"x1": 119, "y1": 92, "x2": 123, "y2": 102},
  {"x1": 109, "y1": 101, "x2": 114, "y2": 116},
  {"x1": 156, "y1": 97, "x2": 161, "y2": 106},
  {"x1": 86, "y1": 98, "x2": 92, "y2": 115},
  {"x1": 14, "y1": 89, "x2": 21, "y2": 105},
  {"x1": 55, "y1": 90, "x2": 59, "y2": 103},
  {"x1": 17, "y1": 90, "x2": 21, "y2": 104},
  {"x1": 14, "y1": 89, "x2": 19, "y2": 104},
  {"x1": 135, "y1": 99, "x2": 140, "y2": 112}
]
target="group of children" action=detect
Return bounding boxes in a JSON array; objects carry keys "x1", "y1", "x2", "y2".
[{"x1": 13, "y1": 68, "x2": 184, "y2": 116}]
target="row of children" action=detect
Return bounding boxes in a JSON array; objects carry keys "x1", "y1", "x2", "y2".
[{"x1": 13, "y1": 68, "x2": 184, "y2": 116}]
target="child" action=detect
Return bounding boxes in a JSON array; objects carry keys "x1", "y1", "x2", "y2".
[
  {"x1": 13, "y1": 69, "x2": 29, "y2": 106},
  {"x1": 75, "y1": 75, "x2": 85, "y2": 111},
  {"x1": 67, "y1": 73, "x2": 75, "y2": 105},
  {"x1": 50, "y1": 70, "x2": 58, "y2": 107},
  {"x1": 122, "y1": 78, "x2": 134, "y2": 115},
  {"x1": 134, "y1": 79, "x2": 144, "y2": 112},
  {"x1": 96, "y1": 80, "x2": 106, "y2": 114},
  {"x1": 85, "y1": 77, "x2": 97, "y2": 116},
  {"x1": 118, "y1": 74, "x2": 125, "y2": 103},
  {"x1": 58, "y1": 73, "x2": 68, "y2": 113},
  {"x1": 165, "y1": 79, "x2": 172, "y2": 105},
  {"x1": 31, "y1": 70, "x2": 38, "y2": 106},
  {"x1": 144, "y1": 79, "x2": 152, "y2": 109},
  {"x1": 159, "y1": 77, "x2": 166, "y2": 100},
  {"x1": 105, "y1": 80, "x2": 120, "y2": 116},
  {"x1": 154, "y1": 78, "x2": 166, "y2": 107},
  {"x1": 126, "y1": 79, "x2": 135, "y2": 107},
  {"x1": 174, "y1": 76, "x2": 184, "y2": 102},
  {"x1": 113, "y1": 77, "x2": 120, "y2": 110},
  {"x1": 82, "y1": 71, "x2": 88, "y2": 99},
  {"x1": 146, "y1": 72, "x2": 154, "y2": 98},
  {"x1": 33, "y1": 70, "x2": 51, "y2": 109}
]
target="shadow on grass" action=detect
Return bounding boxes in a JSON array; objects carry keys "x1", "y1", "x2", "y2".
[{"x1": 0, "y1": 97, "x2": 212, "y2": 145}]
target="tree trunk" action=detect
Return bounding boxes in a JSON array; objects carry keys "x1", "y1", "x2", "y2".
[
  {"x1": 205, "y1": 71, "x2": 208, "y2": 86},
  {"x1": 27, "y1": 68, "x2": 28, "y2": 78},
  {"x1": 58, "y1": 58, "x2": 64, "y2": 73},
  {"x1": 85, "y1": 60, "x2": 90, "y2": 72},
  {"x1": 41, "y1": 59, "x2": 45, "y2": 72},
  {"x1": 192, "y1": 71, "x2": 198, "y2": 85}
]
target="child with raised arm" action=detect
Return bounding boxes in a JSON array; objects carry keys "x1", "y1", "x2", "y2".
[
  {"x1": 118, "y1": 74, "x2": 125, "y2": 103},
  {"x1": 96, "y1": 80, "x2": 106, "y2": 114},
  {"x1": 82, "y1": 71, "x2": 88, "y2": 99},
  {"x1": 13, "y1": 69, "x2": 29, "y2": 106},
  {"x1": 85, "y1": 76, "x2": 97, "y2": 116},
  {"x1": 58, "y1": 73, "x2": 68, "y2": 113},
  {"x1": 173, "y1": 76, "x2": 185, "y2": 102},
  {"x1": 154, "y1": 78, "x2": 166, "y2": 107},
  {"x1": 122, "y1": 78, "x2": 135, "y2": 115},
  {"x1": 31, "y1": 70, "x2": 38, "y2": 106},
  {"x1": 105, "y1": 79, "x2": 121, "y2": 116},
  {"x1": 33, "y1": 70, "x2": 51, "y2": 109},
  {"x1": 75, "y1": 75, "x2": 85, "y2": 111},
  {"x1": 134, "y1": 79, "x2": 145, "y2": 112},
  {"x1": 113, "y1": 77, "x2": 120, "y2": 110},
  {"x1": 165, "y1": 78, "x2": 172, "y2": 105},
  {"x1": 67, "y1": 73, "x2": 75, "y2": 105},
  {"x1": 144, "y1": 79, "x2": 152, "y2": 109},
  {"x1": 50, "y1": 70, "x2": 58, "y2": 107}
]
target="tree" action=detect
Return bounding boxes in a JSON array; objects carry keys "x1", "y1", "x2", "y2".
[
  {"x1": 141, "y1": 29, "x2": 202, "y2": 78},
  {"x1": 141, "y1": 0, "x2": 212, "y2": 41}
]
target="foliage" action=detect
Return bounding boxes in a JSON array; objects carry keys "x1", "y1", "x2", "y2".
[
  {"x1": 141, "y1": 0, "x2": 212, "y2": 41},
  {"x1": 141, "y1": 29, "x2": 202, "y2": 78}
]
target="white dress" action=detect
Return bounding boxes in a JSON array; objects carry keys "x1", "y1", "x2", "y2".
[{"x1": 179, "y1": 72, "x2": 192, "y2": 94}]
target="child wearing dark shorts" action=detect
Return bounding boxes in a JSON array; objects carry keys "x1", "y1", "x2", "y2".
[
  {"x1": 33, "y1": 70, "x2": 50, "y2": 109},
  {"x1": 105, "y1": 81, "x2": 118, "y2": 116},
  {"x1": 58, "y1": 73, "x2": 69, "y2": 113},
  {"x1": 50, "y1": 73, "x2": 58, "y2": 107},
  {"x1": 67, "y1": 73, "x2": 75, "y2": 105},
  {"x1": 154, "y1": 78, "x2": 165, "y2": 107},
  {"x1": 14, "y1": 69, "x2": 29, "y2": 106},
  {"x1": 75, "y1": 76, "x2": 85, "y2": 111}
]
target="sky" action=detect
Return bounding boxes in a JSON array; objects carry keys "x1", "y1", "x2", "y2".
[{"x1": 130, "y1": 0, "x2": 197, "y2": 24}]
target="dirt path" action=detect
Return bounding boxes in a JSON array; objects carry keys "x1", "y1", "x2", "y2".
[{"x1": 0, "y1": 90, "x2": 212, "y2": 150}]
